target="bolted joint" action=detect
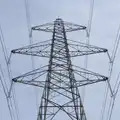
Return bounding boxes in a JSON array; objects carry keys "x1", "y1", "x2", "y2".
[
  {"x1": 11, "y1": 50, "x2": 16, "y2": 53},
  {"x1": 12, "y1": 78, "x2": 17, "y2": 82},
  {"x1": 104, "y1": 77, "x2": 108, "y2": 81},
  {"x1": 83, "y1": 26, "x2": 87, "y2": 29},
  {"x1": 103, "y1": 49, "x2": 108, "y2": 52},
  {"x1": 32, "y1": 27, "x2": 35, "y2": 30}
]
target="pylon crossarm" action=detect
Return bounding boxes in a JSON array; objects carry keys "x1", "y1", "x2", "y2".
[
  {"x1": 12, "y1": 63, "x2": 108, "y2": 89},
  {"x1": 63, "y1": 21, "x2": 86, "y2": 32},
  {"x1": 13, "y1": 80, "x2": 46, "y2": 88},
  {"x1": 72, "y1": 65, "x2": 108, "y2": 87},
  {"x1": 32, "y1": 19, "x2": 86, "y2": 33},
  {"x1": 32, "y1": 22, "x2": 54, "y2": 32},
  {"x1": 11, "y1": 40, "x2": 51, "y2": 57},
  {"x1": 11, "y1": 40, "x2": 107, "y2": 58},
  {"x1": 48, "y1": 63, "x2": 108, "y2": 82},
  {"x1": 68, "y1": 39, "x2": 107, "y2": 57},
  {"x1": 12, "y1": 65, "x2": 48, "y2": 87},
  {"x1": 75, "y1": 79, "x2": 106, "y2": 87}
]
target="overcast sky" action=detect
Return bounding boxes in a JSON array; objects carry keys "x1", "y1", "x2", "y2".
[{"x1": 0, "y1": 0, "x2": 120, "y2": 120}]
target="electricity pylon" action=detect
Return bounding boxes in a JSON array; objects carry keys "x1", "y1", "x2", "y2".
[{"x1": 12, "y1": 18, "x2": 108, "y2": 120}]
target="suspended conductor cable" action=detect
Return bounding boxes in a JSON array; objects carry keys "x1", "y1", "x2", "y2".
[
  {"x1": 0, "y1": 64, "x2": 9, "y2": 94},
  {"x1": 0, "y1": 26, "x2": 12, "y2": 88},
  {"x1": 7, "y1": 52, "x2": 12, "y2": 65},
  {"x1": 86, "y1": 0, "x2": 94, "y2": 38},
  {"x1": 113, "y1": 72, "x2": 120, "y2": 94},
  {"x1": 0, "y1": 24, "x2": 20, "y2": 120},
  {"x1": 0, "y1": 66, "x2": 14, "y2": 120},
  {"x1": 24, "y1": 0, "x2": 35, "y2": 71},
  {"x1": 82, "y1": 0, "x2": 94, "y2": 102},
  {"x1": 0, "y1": 25, "x2": 12, "y2": 94},
  {"x1": 106, "y1": 25, "x2": 120, "y2": 120},
  {"x1": 107, "y1": 64, "x2": 120, "y2": 120},
  {"x1": 114, "y1": 72, "x2": 120, "y2": 96},
  {"x1": 106, "y1": 71, "x2": 120, "y2": 120},
  {"x1": 24, "y1": 0, "x2": 39, "y2": 112},
  {"x1": 0, "y1": 25, "x2": 9, "y2": 64},
  {"x1": 24, "y1": 0, "x2": 32, "y2": 37},
  {"x1": 0, "y1": 64, "x2": 9, "y2": 98},
  {"x1": 0, "y1": 26, "x2": 12, "y2": 83},
  {"x1": 0, "y1": 26, "x2": 15, "y2": 120},
  {"x1": 107, "y1": 76, "x2": 120, "y2": 120},
  {"x1": 100, "y1": 25, "x2": 120, "y2": 120},
  {"x1": 111, "y1": 26, "x2": 120, "y2": 62}
]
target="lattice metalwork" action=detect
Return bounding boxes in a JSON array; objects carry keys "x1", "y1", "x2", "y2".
[{"x1": 12, "y1": 18, "x2": 108, "y2": 120}]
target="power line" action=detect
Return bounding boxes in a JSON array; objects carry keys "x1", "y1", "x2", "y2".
[
  {"x1": 106, "y1": 72, "x2": 120, "y2": 120},
  {"x1": 24, "y1": 0, "x2": 34, "y2": 74},
  {"x1": 100, "y1": 25, "x2": 120, "y2": 120},
  {"x1": 86, "y1": 0, "x2": 94, "y2": 38},
  {"x1": 0, "y1": 24, "x2": 20, "y2": 120},
  {"x1": 0, "y1": 25, "x2": 12, "y2": 91},
  {"x1": 106, "y1": 25, "x2": 120, "y2": 120},
  {"x1": 82, "y1": 0, "x2": 94, "y2": 102},
  {"x1": 0, "y1": 28, "x2": 16, "y2": 119},
  {"x1": 24, "y1": 0, "x2": 39, "y2": 112},
  {"x1": 0, "y1": 65, "x2": 14, "y2": 120},
  {"x1": 107, "y1": 69, "x2": 120, "y2": 120},
  {"x1": 0, "y1": 25, "x2": 9, "y2": 65}
]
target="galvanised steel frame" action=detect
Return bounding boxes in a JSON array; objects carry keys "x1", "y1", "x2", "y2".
[{"x1": 12, "y1": 18, "x2": 108, "y2": 120}]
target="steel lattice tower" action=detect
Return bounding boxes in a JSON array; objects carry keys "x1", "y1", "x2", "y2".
[{"x1": 12, "y1": 18, "x2": 108, "y2": 120}]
